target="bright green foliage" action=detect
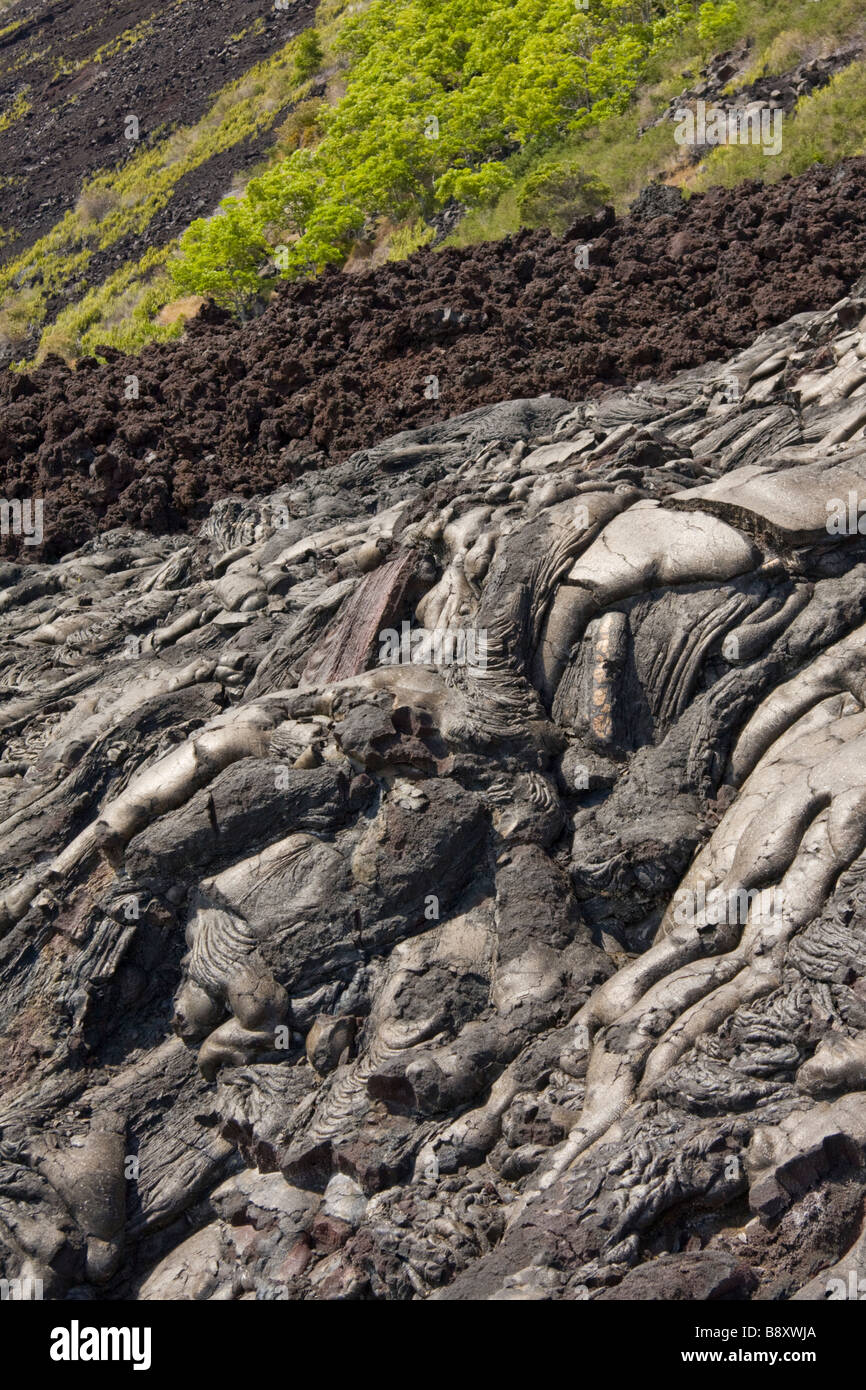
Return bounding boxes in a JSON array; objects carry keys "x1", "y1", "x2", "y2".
[
  {"x1": 518, "y1": 162, "x2": 612, "y2": 233},
  {"x1": 696, "y1": 1, "x2": 740, "y2": 51},
  {"x1": 436, "y1": 161, "x2": 515, "y2": 208},
  {"x1": 170, "y1": 197, "x2": 272, "y2": 316},
  {"x1": 172, "y1": 0, "x2": 698, "y2": 305},
  {"x1": 294, "y1": 28, "x2": 324, "y2": 80}
]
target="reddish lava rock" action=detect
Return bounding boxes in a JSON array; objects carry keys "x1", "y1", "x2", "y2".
[{"x1": 310, "y1": 1214, "x2": 354, "y2": 1253}]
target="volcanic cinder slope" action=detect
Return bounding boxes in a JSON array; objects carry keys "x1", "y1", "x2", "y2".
[
  {"x1": 0, "y1": 0, "x2": 315, "y2": 263},
  {"x1": 3, "y1": 270, "x2": 866, "y2": 1298}
]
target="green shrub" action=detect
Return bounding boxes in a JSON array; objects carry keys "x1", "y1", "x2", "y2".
[
  {"x1": 696, "y1": 1, "x2": 740, "y2": 52},
  {"x1": 276, "y1": 98, "x2": 324, "y2": 152},
  {"x1": 75, "y1": 187, "x2": 121, "y2": 226},
  {"x1": 295, "y1": 29, "x2": 324, "y2": 81},
  {"x1": 517, "y1": 162, "x2": 612, "y2": 232},
  {"x1": 170, "y1": 200, "x2": 271, "y2": 315},
  {"x1": 435, "y1": 161, "x2": 515, "y2": 208}
]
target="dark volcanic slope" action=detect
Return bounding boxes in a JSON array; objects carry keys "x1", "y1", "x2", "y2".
[
  {"x1": 0, "y1": 0, "x2": 315, "y2": 261},
  {"x1": 4, "y1": 158, "x2": 866, "y2": 559}
]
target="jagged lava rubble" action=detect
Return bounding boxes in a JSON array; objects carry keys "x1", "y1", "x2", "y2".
[{"x1": 6, "y1": 157, "x2": 866, "y2": 560}]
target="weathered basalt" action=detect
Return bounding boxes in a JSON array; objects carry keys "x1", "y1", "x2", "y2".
[{"x1": 4, "y1": 288, "x2": 866, "y2": 1301}]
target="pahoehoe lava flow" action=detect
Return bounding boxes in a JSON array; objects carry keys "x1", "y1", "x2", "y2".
[{"x1": 5, "y1": 287, "x2": 866, "y2": 1299}]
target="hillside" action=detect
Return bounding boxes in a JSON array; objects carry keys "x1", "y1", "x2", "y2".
[
  {"x1": 0, "y1": 0, "x2": 315, "y2": 258},
  {"x1": 0, "y1": 0, "x2": 318, "y2": 358},
  {"x1": 1, "y1": 0, "x2": 865, "y2": 362}
]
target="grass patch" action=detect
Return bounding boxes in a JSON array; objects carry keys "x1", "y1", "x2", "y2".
[
  {"x1": 728, "y1": 0, "x2": 866, "y2": 86},
  {"x1": 689, "y1": 57, "x2": 866, "y2": 188},
  {"x1": 0, "y1": 283, "x2": 43, "y2": 355},
  {"x1": 0, "y1": 16, "x2": 23, "y2": 43},
  {"x1": 40, "y1": 244, "x2": 184, "y2": 361},
  {"x1": 0, "y1": 87, "x2": 29, "y2": 134},
  {"x1": 387, "y1": 218, "x2": 434, "y2": 259}
]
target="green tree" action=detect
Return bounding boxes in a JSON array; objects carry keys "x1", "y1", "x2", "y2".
[
  {"x1": 295, "y1": 28, "x2": 324, "y2": 81},
  {"x1": 518, "y1": 163, "x2": 612, "y2": 233},
  {"x1": 170, "y1": 200, "x2": 269, "y2": 316},
  {"x1": 696, "y1": 1, "x2": 740, "y2": 52}
]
